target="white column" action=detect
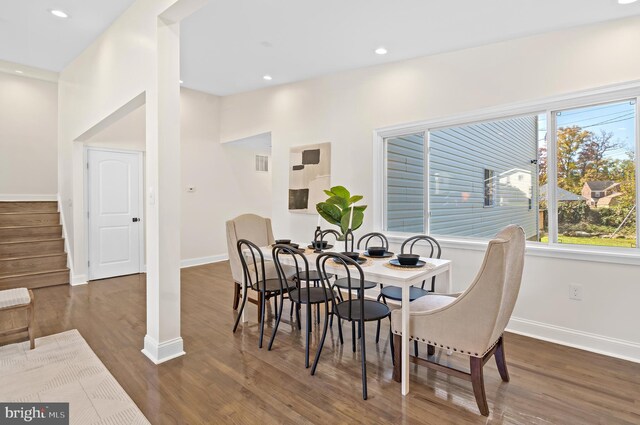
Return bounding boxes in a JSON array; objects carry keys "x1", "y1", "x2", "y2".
[{"x1": 142, "y1": 16, "x2": 184, "y2": 364}]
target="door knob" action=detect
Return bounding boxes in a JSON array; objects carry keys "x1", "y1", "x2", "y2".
[{"x1": 132, "y1": 217, "x2": 140, "y2": 222}]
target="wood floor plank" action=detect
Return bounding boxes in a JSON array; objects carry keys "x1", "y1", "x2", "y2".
[{"x1": 1, "y1": 262, "x2": 638, "y2": 425}]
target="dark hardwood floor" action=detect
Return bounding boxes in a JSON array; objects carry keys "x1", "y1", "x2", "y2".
[{"x1": 1, "y1": 261, "x2": 639, "y2": 424}]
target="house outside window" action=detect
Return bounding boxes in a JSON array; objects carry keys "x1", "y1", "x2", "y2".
[{"x1": 484, "y1": 169, "x2": 496, "y2": 207}]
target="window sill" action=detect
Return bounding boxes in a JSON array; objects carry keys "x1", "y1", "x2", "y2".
[{"x1": 384, "y1": 233, "x2": 640, "y2": 266}]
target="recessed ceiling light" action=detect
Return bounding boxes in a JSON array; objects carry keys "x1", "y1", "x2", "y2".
[
  {"x1": 375, "y1": 47, "x2": 388, "y2": 55},
  {"x1": 15, "y1": 70, "x2": 23, "y2": 74},
  {"x1": 263, "y1": 75, "x2": 273, "y2": 81},
  {"x1": 618, "y1": 0, "x2": 638, "y2": 4},
  {"x1": 49, "y1": 9, "x2": 69, "y2": 18},
  {"x1": 179, "y1": 80, "x2": 184, "y2": 84}
]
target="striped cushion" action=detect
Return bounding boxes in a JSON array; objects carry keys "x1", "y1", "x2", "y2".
[{"x1": 0, "y1": 288, "x2": 31, "y2": 309}]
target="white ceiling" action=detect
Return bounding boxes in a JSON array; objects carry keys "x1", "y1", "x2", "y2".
[
  {"x1": 181, "y1": 0, "x2": 640, "y2": 95},
  {"x1": 0, "y1": 0, "x2": 136, "y2": 71},
  {"x1": 1, "y1": 0, "x2": 640, "y2": 95}
]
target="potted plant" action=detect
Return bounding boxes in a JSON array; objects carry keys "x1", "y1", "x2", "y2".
[{"x1": 316, "y1": 185, "x2": 367, "y2": 239}]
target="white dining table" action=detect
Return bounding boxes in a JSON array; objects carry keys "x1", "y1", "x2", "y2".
[{"x1": 255, "y1": 243, "x2": 453, "y2": 396}]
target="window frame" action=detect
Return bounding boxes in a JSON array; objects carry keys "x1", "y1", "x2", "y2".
[{"x1": 373, "y1": 81, "x2": 640, "y2": 260}]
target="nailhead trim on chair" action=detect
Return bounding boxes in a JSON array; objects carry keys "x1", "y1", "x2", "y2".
[{"x1": 393, "y1": 329, "x2": 479, "y2": 356}]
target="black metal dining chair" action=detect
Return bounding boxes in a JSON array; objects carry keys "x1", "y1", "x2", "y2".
[
  {"x1": 313, "y1": 252, "x2": 392, "y2": 400},
  {"x1": 270, "y1": 244, "x2": 342, "y2": 366},
  {"x1": 331, "y1": 232, "x2": 383, "y2": 302},
  {"x1": 233, "y1": 239, "x2": 295, "y2": 348},
  {"x1": 376, "y1": 235, "x2": 442, "y2": 355}
]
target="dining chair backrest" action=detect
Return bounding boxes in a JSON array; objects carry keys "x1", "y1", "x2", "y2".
[
  {"x1": 316, "y1": 252, "x2": 365, "y2": 320},
  {"x1": 226, "y1": 214, "x2": 275, "y2": 284},
  {"x1": 272, "y1": 244, "x2": 317, "y2": 303},
  {"x1": 237, "y1": 239, "x2": 270, "y2": 292},
  {"x1": 400, "y1": 235, "x2": 442, "y2": 259},
  {"x1": 357, "y1": 232, "x2": 389, "y2": 251},
  {"x1": 489, "y1": 225, "x2": 525, "y2": 344}
]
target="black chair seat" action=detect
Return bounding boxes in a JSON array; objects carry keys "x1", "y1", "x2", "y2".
[
  {"x1": 334, "y1": 277, "x2": 377, "y2": 291},
  {"x1": 293, "y1": 270, "x2": 334, "y2": 282},
  {"x1": 380, "y1": 286, "x2": 429, "y2": 301},
  {"x1": 251, "y1": 278, "x2": 295, "y2": 292},
  {"x1": 289, "y1": 287, "x2": 338, "y2": 304},
  {"x1": 335, "y1": 299, "x2": 390, "y2": 322}
]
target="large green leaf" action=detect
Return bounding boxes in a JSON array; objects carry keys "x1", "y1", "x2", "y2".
[
  {"x1": 354, "y1": 205, "x2": 367, "y2": 213},
  {"x1": 323, "y1": 189, "x2": 335, "y2": 197},
  {"x1": 348, "y1": 195, "x2": 363, "y2": 205},
  {"x1": 326, "y1": 195, "x2": 348, "y2": 210},
  {"x1": 330, "y1": 185, "x2": 350, "y2": 200},
  {"x1": 316, "y1": 202, "x2": 342, "y2": 225},
  {"x1": 340, "y1": 209, "x2": 364, "y2": 234}
]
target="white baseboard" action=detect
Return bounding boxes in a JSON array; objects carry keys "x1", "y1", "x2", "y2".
[
  {"x1": 0, "y1": 194, "x2": 57, "y2": 201},
  {"x1": 70, "y1": 274, "x2": 88, "y2": 286},
  {"x1": 141, "y1": 335, "x2": 185, "y2": 364},
  {"x1": 507, "y1": 317, "x2": 640, "y2": 363},
  {"x1": 180, "y1": 254, "x2": 228, "y2": 268}
]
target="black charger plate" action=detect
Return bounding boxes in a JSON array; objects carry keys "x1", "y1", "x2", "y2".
[
  {"x1": 363, "y1": 250, "x2": 394, "y2": 258},
  {"x1": 389, "y1": 258, "x2": 426, "y2": 268},
  {"x1": 308, "y1": 244, "x2": 334, "y2": 250},
  {"x1": 332, "y1": 257, "x2": 367, "y2": 265}
]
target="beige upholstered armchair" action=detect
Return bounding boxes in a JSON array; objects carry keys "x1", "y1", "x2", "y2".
[
  {"x1": 226, "y1": 214, "x2": 275, "y2": 314},
  {"x1": 391, "y1": 225, "x2": 525, "y2": 416}
]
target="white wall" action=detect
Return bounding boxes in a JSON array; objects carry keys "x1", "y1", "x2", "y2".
[
  {"x1": 0, "y1": 72, "x2": 58, "y2": 198},
  {"x1": 84, "y1": 88, "x2": 271, "y2": 263},
  {"x1": 218, "y1": 16, "x2": 640, "y2": 361}
]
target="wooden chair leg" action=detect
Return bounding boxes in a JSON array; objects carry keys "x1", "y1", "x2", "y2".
[
  {"x1": 392, "y1": 333, "x2": 402, "y2": 383},
  {"x1": 28, "y1": 290, "x2": 35, "y2": 350},
  {"x1": 470, "y1": 356, "x2": 489, "y2": 416},
  {"x1": 494, "y1": 336, "x2": 510, "y2": 382},
  {"x1": 232, "y1": 282, "x2": 241, "y2": 310}
]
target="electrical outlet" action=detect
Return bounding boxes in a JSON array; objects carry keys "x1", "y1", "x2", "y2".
[
  {"x1": 187, "y1": 186, "x2": 196, "y2": 193},
  {"x1": 569, "y1": 283, "x2": 582, "y2": 301}
]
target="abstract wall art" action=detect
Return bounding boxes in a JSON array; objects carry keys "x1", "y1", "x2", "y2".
[{"x1": 288, "y1": 142, "x2": 331, "y2": 213}]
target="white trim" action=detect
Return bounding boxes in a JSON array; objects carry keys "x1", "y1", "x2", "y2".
[
  {"x1": 385, "y1": 233, "x2": 640, "y2": 266},
  {"x1": 70, "y1": 275, "x2": 88, "y2": 286},
  {"x1": 507, "y1": 317, "x2": 640, "y2": 364},
  {"x1": 141, "y1": 335, "x2": 185, "y2": 364},
  {"x1": 0, "y1": 194, "x2": 57, "y2": 201},
  {"x1": 180, "y1": 254, "x2": 228, "y2": 268},
  {"x1": 56, "y1": 194, "x2": 77, "y2": 282}
]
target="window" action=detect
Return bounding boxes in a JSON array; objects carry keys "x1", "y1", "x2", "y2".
[
  {"x1": 552, "y1": 100, "x2": 636, "y2": 248},
  {"x1": 429, "y1": 115, "x2": 540, "y2": 239},
  {"x1": 484, "y1": 169, "x2": 496, "y2": 207},
  {"x1": 384, "y1": 133, "x2": 425, "y2": 233},
  {"x1": 379, "y1": 88, "x2": 639, "y2": 252}
]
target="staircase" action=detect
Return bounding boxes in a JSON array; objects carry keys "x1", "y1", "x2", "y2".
[{"x1": 0, "y1": 201, "x2": 70, "y2": 290}]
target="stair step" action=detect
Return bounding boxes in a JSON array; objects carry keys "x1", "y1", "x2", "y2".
[
  {"x1": 0, "y1": 239, "x2": 65, "y2": 259},
  {"x1": 0, "y1": 212, "x2": 60, "y2": 227},
  {"x1": 0, "y1": 225, "x2": 62, "y2": 242},
  {"x1": 0, "y1": 201, "x2": 58, "y2": 213},
  {"x1": 0, "y1": 268, "x2": 70, "y2": 290},
  {"x1": 0, "y1": 253, "x2": 67, "y2": 277}
]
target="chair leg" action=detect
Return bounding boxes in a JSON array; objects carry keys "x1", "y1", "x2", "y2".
[
  {"x1": 389, "y1": 318, "x2": 395, "y2": 366},
  {"x1": 258, "y1": 291, "x2": 267, "y2": 349},
  {"x1": 427, "y1": 344, "x2": 435, "y2": 356},
  {"x1": 232, "y1": 284, "x2": 249, "y2": 333},
  {"x1": 257, "y1": 292, "x2": 263, "y2": 323},
  {"x1": 392, "y1": 333, "x2": 402, "y2": 383},
  {"x1": 360, "y1": 320, "x2": 368, "y2": 400},
  {"x1": 311, "y1": 300, "x2": 330, "y2": 376},
  {"x1": 375, "y1": 319, "x2": 381, "y2": 343},
  {"x1": 414, "y1": 340, "x2": 419, "y2": 357},
  {"x1": 268, "y1": 293, "x2": 285, "y2": 351},
  {"x1": 233, "y1": 282, "x2": 241, "y2": 310},
  {"x1": 290, "y1": 300, "x2": 294, "y2": 317},
  {"x1": 305, "y1": 304, "x2": 312, "y2": 368},
  {"x1": 351, "y1": 321, "x2": 356, "y2": 353},
  {"x1": 494, "y1": 336, "x2": 510, "y2": 382},
  {"x1": 337, "y1": 317, "x2": 344, "y2": 345},
  {"x1": 470, "y1": 356, "x2": 489, "y2": 416},
  {"x1": 295, "y1": 304, "x2": 301, "y2": 330},
  {"x1": 28, "y1": 293, "x2": 35, "y2": 350}
]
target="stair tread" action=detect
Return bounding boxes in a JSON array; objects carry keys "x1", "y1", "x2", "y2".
[
  {"x1": 0, "y1": 212, "x2": 59, "y2": 215},
  {"x1": 0, "y1": 238, "x2": 64, "y2": 245},
  {"x1": 0, "y1": 268, "x2": 69, "y2": 280},
  {"x1": 0, "y1": 225, "x2": 61, "y2": 229},
  {"x1": 0, "y1": 253, "x2": 67, "y2": 262}
]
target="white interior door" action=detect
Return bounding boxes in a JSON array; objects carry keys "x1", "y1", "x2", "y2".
[{"x1": 88, "y1": 149, "x2": 142, "y2": 280}]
